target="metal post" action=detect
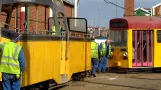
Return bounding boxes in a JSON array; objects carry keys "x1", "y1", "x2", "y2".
[
  {"x1": 98, "y1": 6, "x2": 100, "y2": 36},
  {"x1": 116, "y1": 0, "x2": 118, "y2": 17},
  {"x1": 25, "y1": 6, "x2": 29, "y2": 33},
  {"x1": 36, "y1": 6, "x2": 38, "y2": 33},
  {"x1": 20, "y1": 7, "x2": 25, "y2": 33},
  {"x1": 93, "y1": 21, "x2": 96, "y2": 36},
  {"x1": 16, "y1": 6, "x2": 18, "y2": 32},
  {"x1": 74, "y1": 0, "x2": 78, "y2": 27},
  {"x1": 74, "y1": 0, "x2": 78, "y2": 18}
]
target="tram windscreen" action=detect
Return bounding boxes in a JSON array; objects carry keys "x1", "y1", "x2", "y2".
[{"x1": 110, "y1": 30, "x2": 127, "y2": 46}]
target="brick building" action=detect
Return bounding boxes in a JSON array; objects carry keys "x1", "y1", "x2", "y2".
[
  {"x1": 0, "y1": 0, "x2": 74, "y2": 32},
  {"x1": 151, "y1": 3, "x2": 161, "y2": 16}
]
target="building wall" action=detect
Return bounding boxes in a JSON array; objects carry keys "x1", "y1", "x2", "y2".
[
  {"x1": 154, "y1": 5, "x2": 161, "y2": 16},
  {"x1": 0, "y1": 2, "x2": 74, "y2": 32},
  {"x1": 64, "y1": 2, "x2": 74, "y2": 17}
]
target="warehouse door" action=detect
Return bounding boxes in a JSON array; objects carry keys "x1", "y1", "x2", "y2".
[{"x1": 132, "y1": 30, "x2": 153, "y2": 67}]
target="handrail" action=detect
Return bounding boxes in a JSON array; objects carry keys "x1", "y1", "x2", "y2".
[{"x1": 0, "y1": 22, "x2": 92, "y2": 39}]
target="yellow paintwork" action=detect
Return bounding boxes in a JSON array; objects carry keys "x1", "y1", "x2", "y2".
[
  {"x1": 108, "y1": 47, "x2": 128, "y2": 68},
  {"x1": 128, "y1": 30, "x2": 132, "y2": 68},
  {"x1": 67, "y1": 41, "x2": 91, "y2": 79},
  {"x1": 153, "y1": 29, "x2": 161, "y2": 67},
  {"x1": 108, "y1": 29, "x2": 134, "y2": 68},
  {"x1": 20, "y1": 41, "x2": 61, "y2": 86},
  {"x1": 109, "y1": 28, "x2": 161, "y2": 69},
  {"x1": 0, "y1": 37, "x2": 91, "y2": 87}
]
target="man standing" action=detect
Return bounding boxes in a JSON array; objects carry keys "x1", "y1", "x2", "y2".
[
  {"x1": 98, "y1": 39, "x2": 111, "y2": 73},
  {"x1": 0, "y1": 32, "x2": 26, "y2": 90},
  {"x1": 90, "y1": 36, "x2": 99, "y2": 77}
]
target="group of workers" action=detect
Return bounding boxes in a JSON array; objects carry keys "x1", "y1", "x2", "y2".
[{"x1": 90, "y1": 36, "x2": 111, "y2": 77}]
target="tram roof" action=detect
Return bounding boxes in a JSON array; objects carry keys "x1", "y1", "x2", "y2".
[{"x1": 110, "y1": 16, "x2": 161, "y2": 29}]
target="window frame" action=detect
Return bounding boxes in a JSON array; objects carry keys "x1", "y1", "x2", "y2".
[
  {"x1": 157, "y1": 30, "x2": 161, "y2": 43},
  {"x1": 110, "y1": 30, "x2": 128, "y2": 46}
]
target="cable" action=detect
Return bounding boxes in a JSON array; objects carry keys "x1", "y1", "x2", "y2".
[{"x1": 104, "y1": 0, "x2": 135, "y2": 12}]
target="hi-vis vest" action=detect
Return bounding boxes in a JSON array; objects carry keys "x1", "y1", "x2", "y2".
[
  {"x1": 51, "y1": 26, "x2": 56, "y2": 35},
  {"x1": 0, "y1": 42, "x2": 22, "y2": 78},
  {"x1": 101, "y1": 42, "x2": 111, "y2": 57},
  {"x1": 101, "y1": 42, "x2": 106, "y2": 56},
  {"x1": 91, "y1": 41, "x2": 99, "y2": 58},
  {"x1": 51, "y1": 26, "x2": 63, "y2": 35},
  {"x1": 108, "y1": 45, "x2": 111, "y2": 56}
]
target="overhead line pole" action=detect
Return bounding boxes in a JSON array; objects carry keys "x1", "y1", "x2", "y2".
[{"x1": 116, "y1": 0, "x2": 118, "y2": 17}]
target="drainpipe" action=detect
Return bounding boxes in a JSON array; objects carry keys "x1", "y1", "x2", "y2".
[
  {"x1": 20, "y1": 7, "x2": 25, "y2": 33},
  {"x1": 49, "y1": 8, "x2": 53, "y2": 17},
  {"x1": 16, "y1": 6, "x2": 18, "y2": 32},
  {"x1": 74, "y1": 0, "x2": 78, "y2": 18},
  {"x1": 25, "y1": 6, "x2": 29, "y2": 33}
]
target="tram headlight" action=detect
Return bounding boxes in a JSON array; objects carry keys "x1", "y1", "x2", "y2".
[
  {"x1": 123, "y1": 52, "x2": 128, "y2": 59},
  {"x1": 108, "y1": 52, "x2": 113, "y2": 59}
]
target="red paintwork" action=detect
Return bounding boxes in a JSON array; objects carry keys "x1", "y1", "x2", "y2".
[{"x1": 110, "y1": 16, "x2": 161, "y2": 30}]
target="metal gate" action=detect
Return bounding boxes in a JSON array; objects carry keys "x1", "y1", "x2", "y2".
[{"x1": 132, "y1": 30, "x2": 153, "y2": 67}]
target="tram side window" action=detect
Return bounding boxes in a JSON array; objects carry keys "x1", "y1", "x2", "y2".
[{"x1": 157, "y1": 30, "x2": 161, "y2": 43}]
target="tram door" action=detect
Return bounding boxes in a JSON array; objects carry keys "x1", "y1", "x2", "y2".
[{"x1": 132, "y1": 30, "x2": 153, "y2": 67}]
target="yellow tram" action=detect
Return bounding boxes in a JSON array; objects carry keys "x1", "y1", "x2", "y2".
[
  {"x1": 108, "y1": 16, "x2": 161, "y2": 72},
  {"x1": 0, "y1": 0, "x2": 91, "y2": 89}
]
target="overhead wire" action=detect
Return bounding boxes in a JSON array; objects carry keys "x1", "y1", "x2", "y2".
[{"x1": 104, "y1": 0, "x2": 136, "y2": 13}]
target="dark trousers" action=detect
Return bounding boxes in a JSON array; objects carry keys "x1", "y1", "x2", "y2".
[
  {"x1": 91, "y1": 58, "x2": 99, "y2": 75},
  {"x1": 98, "y1": 55, "x2": 108, "y2": 72},
  {"x1": 2, "y1": 73, "x2": 21, "y2": 90}
]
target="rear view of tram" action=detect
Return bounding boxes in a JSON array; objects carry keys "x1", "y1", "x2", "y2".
[{"x1": 108, "y1": 16, "x2": 161, "y2": 72}]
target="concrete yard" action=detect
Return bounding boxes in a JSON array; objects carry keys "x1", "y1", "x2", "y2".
[{"x1": 58, "y1": 73, "x2": 161, "y2": 90}]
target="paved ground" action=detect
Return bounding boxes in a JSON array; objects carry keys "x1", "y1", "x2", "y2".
[{"x1": 59, "y1": 73, "x2": 161, "y2": 90}]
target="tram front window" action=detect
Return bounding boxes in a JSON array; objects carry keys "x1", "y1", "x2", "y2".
[{"x1": 110, "y1": 30, "x2": 127, "y2": 46}]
